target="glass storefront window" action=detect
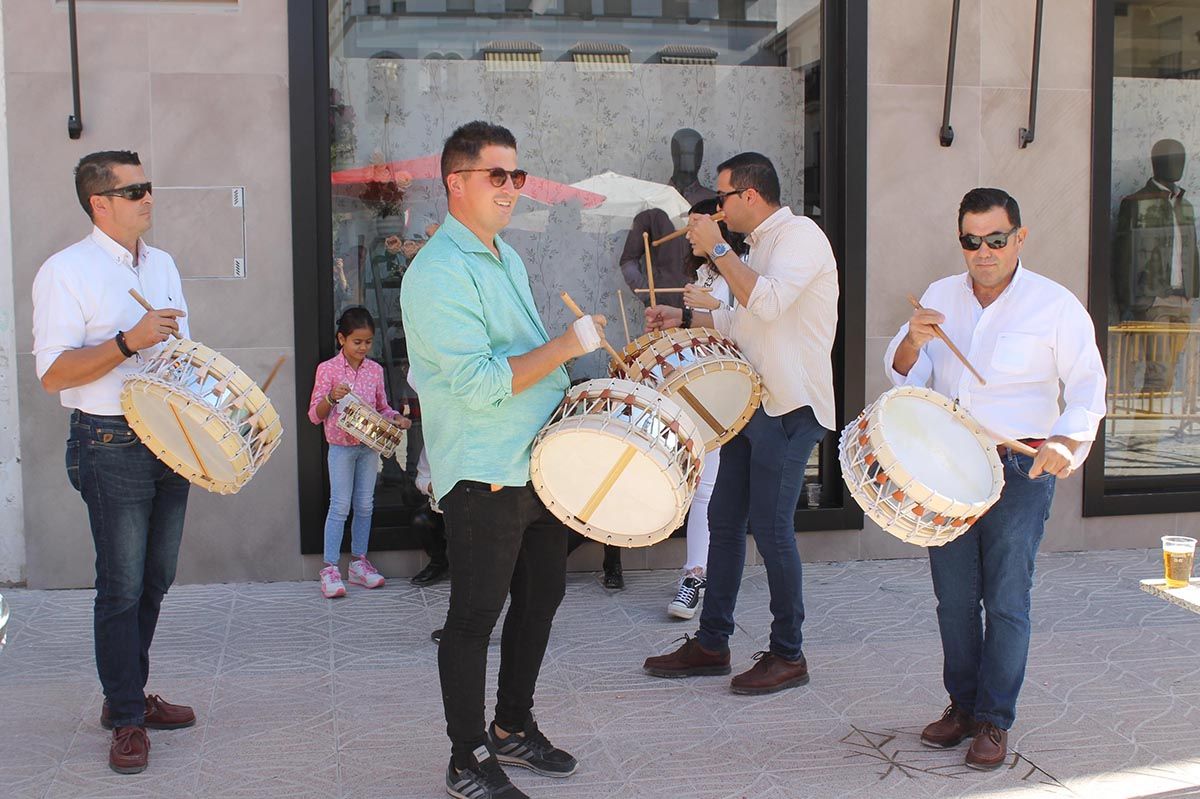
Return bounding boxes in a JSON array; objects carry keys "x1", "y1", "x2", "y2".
[
  {"x1": 325, "y1": 0, "x2": 825, "y2": 528},
  {"x1": 1104, "y1": 0, "x2": 1200, "y2": 485}
]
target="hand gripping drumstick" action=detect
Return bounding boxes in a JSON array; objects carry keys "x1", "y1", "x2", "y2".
[
  {"x1": 643, "y1": 231, "x2": 657, "y2": 308},
  {"x1": 560, "y1": 291, "x2": 628, "y2": 378},
  {"x1": 128, "y1": 288, "x2": 181, "y2": 339},
  {"x1": 651, "y1": 211, "x2": 726, "y2": 247},
  {"x1": 905, "y1": 295, "x2": 1038, "y2": 458},
  {"x1": 906, "y1": 294, "x2": 986, "y2": 385}
]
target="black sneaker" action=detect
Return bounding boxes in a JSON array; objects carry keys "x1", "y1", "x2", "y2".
[
  {"x1": 446, "y1": 744, "x2": 528, "y2": 799},
  {"x1": 411, "y1": 559, "x2": 449, "y2": 587},
  {"x1": 667, "y1": 574, "x2": 705, "y2": 620},
  {"x1": 489, "y1": 716, "x2": 578, "y2": 778},
  {"x1": 602, "y1": 562, "x2": 624, "y2": 590}
]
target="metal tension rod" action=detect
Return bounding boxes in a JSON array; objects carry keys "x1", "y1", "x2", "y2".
[
  {"x1": 939, "y1": 0, "x2": 961, "y2": 147},
  {"x1": 67, "y1": 0, "x2": 83, "y2": 139},
  {"x1": 1018, "y1": 0, "x2": 1044, "y2": 149}
]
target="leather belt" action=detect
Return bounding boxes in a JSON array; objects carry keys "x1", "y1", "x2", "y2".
[{"x1": 996, "y1": 438, "x2": 1045, "y2": 458}]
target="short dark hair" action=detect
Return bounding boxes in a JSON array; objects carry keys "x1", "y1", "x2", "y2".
[
  {"x1": 716, "y1": 152, "x2": 781, "y2": 206},
  {"x1": 958, "y1": 187, "x2": 1021, "y2": 231},
  {"x1": 336, "y1": 306, "x2": 376, "y2": 338},
  {"x1": 440, "y1": 121, "x2": 518, "y2": 192},
  {"x1": 74, "y1": 150, "x2": 141, "y2": 219}
]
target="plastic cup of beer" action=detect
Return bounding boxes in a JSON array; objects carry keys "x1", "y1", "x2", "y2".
[{"x1": 1161, "y1": 536, "x2": 1197, "y2": 589}]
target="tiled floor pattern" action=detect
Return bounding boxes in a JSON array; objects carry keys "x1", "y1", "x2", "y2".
[{"x1": 2, "y1": 548, "x2": 1200, "y2": 798}]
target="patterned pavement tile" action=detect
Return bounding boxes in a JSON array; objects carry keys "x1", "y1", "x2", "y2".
[{"x1": 2, "y1": 548, "x2": 1200, "y2": 798}]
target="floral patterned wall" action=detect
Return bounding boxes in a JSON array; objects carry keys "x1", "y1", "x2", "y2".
[{"x1": 331, "y1": 58, "x2": 807, "y2": 381}]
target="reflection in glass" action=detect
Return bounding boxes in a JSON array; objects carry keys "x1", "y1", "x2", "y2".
[
  {"x1": 1106, "y1": 1, "x2": 1200, "y2": 479},
  {"x1": 326, "y1": 0, "x2": 823, "y2": 520}
]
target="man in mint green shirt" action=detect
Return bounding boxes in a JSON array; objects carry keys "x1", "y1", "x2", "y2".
[{"x1": 401, "y1": 121, "x2": 606, "y2": 799}]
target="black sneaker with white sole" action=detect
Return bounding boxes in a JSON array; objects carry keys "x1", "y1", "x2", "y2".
[
  {"x1": 667, "y1": 574, "x2": 706, "y2": 620},
  {"x1": 489, "y1": 716, "x2": 578, "y2": 777},
  {"x1": 445, "y1": 744, "x2": 528, "y2": 799}
]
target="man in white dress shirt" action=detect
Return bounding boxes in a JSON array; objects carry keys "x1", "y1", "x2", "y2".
[
  {"x1": 885, "y1": 188, "x2": 1106, "y2": 770},
  {"x1": 32, "y1": 151, "x2": 196, "y2": 775},
  {"x1": 642, "y1": 152, "x2": 838, "y2": 695}
]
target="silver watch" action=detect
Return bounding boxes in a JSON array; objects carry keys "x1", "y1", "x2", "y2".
[{"x1": 710, "y1": 242, "x2": 732, "y2": 259}]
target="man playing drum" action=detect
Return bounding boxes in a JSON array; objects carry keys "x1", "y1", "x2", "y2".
[
  {"x1": 32, "y1": 151, "x2": 196, "y2": 774},
  {"x1": 885, "y1": 188, "x2": 1106, "y2": 769},
  {"x1": 401, "y1": 121, "x2": 605, "y2": 799},
  {"x1": 642, "y1": 152, "x2": 838, "y2": 694}
]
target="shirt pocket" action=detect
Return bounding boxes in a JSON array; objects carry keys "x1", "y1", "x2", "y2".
[{"x1": 990, "y1": 332, "x2": 1053, "y2": 379}]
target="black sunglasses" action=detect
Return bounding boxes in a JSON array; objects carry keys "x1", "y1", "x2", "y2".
[
  {"x1": 959, "y1": 226, "x2": 1019, "y2": 251},
  {"x1": 716, "y1": 187, "x2": 749, "y2": 206},
  {"x1": 451, "y1": 168, "x2": 528, "y2": 190},
  {"x1": 96, "y1": 182, "x2": 153, "y2": 201}
]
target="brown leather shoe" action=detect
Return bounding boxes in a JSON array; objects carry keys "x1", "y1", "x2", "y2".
[
  {"x1": 729, "y1": 651, "x2": 809, "y2": 695},
  {"x1": 965, "y1": 722, "x2": 1008, "y2": 770},
  {"x1": 109, "y1": 726, "x2": 150, "y2": 774},
  {"x1": 643, "y1": 635, "x2": 731, "y2": 678},
  {"x1": 920, "y1": 704, "x2": 979, "y2": 748},
  {"x1": 102, "y1": 694, "x2": 196, "y2": 731}
]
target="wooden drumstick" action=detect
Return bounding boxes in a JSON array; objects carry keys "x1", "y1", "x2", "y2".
[
  {"x1": 260, "y1": 355, "x2": 288, "y2": 393},
  {"x1": 560, "y1": 291, "x2": 628, "y2": 378},
  {"x1": 634, "y1": 287, "x2": 711, "y2": 294},
  {"x1": 651, "y1": 211, "x2": 725, "y2": 247},
  {"x1": 128, "y1": 288, "x2": 181, "y2": 339},
  {"x1": 617, "y1": 291, "x2": 631, "y2": 346},
  {"x1": 906, "y1": 294, "x2": 987, "y2": 386},
  {"x1": 643, "y1": 231, "x2": 657, "y2": 307},
  {"x1": 1003, "y1": 439, "x2": 1040, "y2": 457}
]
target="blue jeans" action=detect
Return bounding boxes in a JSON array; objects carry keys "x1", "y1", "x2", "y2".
[
  {"x1": 66, "y1": 411, "x2": 190, "y2": 728},
  {"x1": 697, "y1": 406, "x2": 826, "y2": 661},
  {"x1": 323, "y1": 444, "x2": 378, "y2": 563},
  {"x1": 929, "y1": 451, "x2": 1056, "y2": 730}
]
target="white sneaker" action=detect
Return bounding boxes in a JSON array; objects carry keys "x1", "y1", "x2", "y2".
[
  {"x1": 348, "y1": 557, "x2": 385, "y2": 589},
  {"x1": 320, "y1": 565, "x2": 347, "y2": 598},
  {"x1": 668, "y1": 574, "x2": 706, "y2": 619}
]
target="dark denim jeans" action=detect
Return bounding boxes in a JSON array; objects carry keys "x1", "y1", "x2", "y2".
[
  {"x1": 697, "y1": 406, "x2": 826, "y2": 661},
  {"x1": 437, "y1": 481, "x2": 567, "y2": 758},
  {"x1": 66, "y1": 411, "x2": 190, "y2": 728},
  {"x1": 928, "y1": 451, "x2": 1056, "y2": 730}
]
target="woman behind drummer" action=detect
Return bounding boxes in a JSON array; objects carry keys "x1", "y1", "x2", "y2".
[
  {"x1": 666, "y1": 200, "x2": 745, "y2": 619},
  {"x1": 308, "y1": 306, "x2": 411, "y2": 598}
]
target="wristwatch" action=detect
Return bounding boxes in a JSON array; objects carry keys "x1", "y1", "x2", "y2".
[{"x1": 710, "y1": 242, "x2": 732, "y2": 260}]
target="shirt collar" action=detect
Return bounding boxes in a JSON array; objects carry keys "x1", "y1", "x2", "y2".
[
  {"x1": 746, "y1": 206, "x2": 794, "y2": 249},
  {"x1": 1150, "y1": 179, "x2": 1184, "y2": 201},
  {"x1": 90, "y1": 225, "x2": 148, "y2": 267},
  {"x1": 440, "y1": 212, "x2": 507, "y2": 259},
  {"x1": 961, "y1": 260, "x2": 1026, "y2": 301}
]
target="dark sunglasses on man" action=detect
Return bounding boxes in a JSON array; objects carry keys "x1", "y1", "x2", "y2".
[
  {"x1": 95, "y1": 182, "x2": 153, "y2": 202},
  {"x1": 451, "y1": 168, "x2": 528, "y2": 190},
  {"x1": 715, "y1": 187, "x2": 749, "y2": 206},
  {"x1": 958, "y1": 226, "x2": 1018, "y2": 251}
]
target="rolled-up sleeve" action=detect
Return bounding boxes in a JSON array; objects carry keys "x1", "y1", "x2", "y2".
[
  {"x1": 883, "y1": 323, "x2": 933, "y2": 388},
  {"x1": 32, "y1": 259, "x2": 86, "y2": 380},
  {"x1": 403, "y1": 264, "x2": 514, "y2": 411},
  {"x1": 307, "y1": 361, "x2": 333, "y2": 425},
  {"x1": 1049, "y1": 297, "x2": 1107, "y2": 467}
]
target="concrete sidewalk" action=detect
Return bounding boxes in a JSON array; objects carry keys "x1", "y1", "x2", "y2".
[{"x1": 2, "y1": 548, "x2": 1199, "y2": 798}]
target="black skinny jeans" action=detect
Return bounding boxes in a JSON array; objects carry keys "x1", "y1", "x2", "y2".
[{"x1": 438, "y1": 481, "x2": 568, "y2": 757}]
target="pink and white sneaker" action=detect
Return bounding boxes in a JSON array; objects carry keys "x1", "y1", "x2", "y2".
[
  {"x1": 319, "y1": 565, "x2": 347, "y2": 598},
  {"x1": 348, "y1": 557, "x2": 385, "y2": 589}
]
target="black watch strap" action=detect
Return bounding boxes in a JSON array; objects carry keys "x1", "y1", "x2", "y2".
[
  {"x1": 115, "y1": 330, "x2": 135, "y2": 358},
  {"x1": 681, "y1": 307, "x2": 694, "y2": 328}
]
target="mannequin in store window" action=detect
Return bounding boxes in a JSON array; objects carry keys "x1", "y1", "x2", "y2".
[
  {"x1": 619, "y1": 129, "x2": 718, "y2": 309},
  {"x1": 1113, "y1": 138, "x2": 1199, "y2": 323}
]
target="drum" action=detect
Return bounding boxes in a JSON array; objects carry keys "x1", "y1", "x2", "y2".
[
  {"x1": 121, "y1": 338, "x2": 284, "y2": 495},
  {"x1": 838, "y1": 386, "x2": 1004, "y2": 547},
  {"x1": 336, "y1": 393, "x2": 406, "y2": 458},
  {"x1": 531, "y1": 378, "x2": 704, "y2": 548},
  {"x1": 616, "y1": 327, "x2": 762, "y2": 452}
]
